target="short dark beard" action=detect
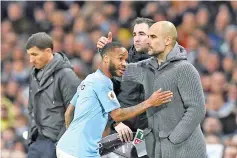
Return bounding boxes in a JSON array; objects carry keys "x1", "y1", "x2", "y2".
[{"x1": 109, "y1": 62, "x2": 117, "y2": 77}]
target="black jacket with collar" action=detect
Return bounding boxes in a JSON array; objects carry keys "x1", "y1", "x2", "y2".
[
  {"x1": 28, "y1": 52, "x2": 81, "y2": 145},
  {"x1": 112, "y1": 45, "x2": 150, "y2": 131}
]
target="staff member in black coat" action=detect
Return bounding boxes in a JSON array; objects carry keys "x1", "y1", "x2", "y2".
[
  {"x1": 97, "y1": 17, "x2": 155, "y2": 142},
  {"x1": 26, "y1": 32, "x2": 81, "y2": 158}
]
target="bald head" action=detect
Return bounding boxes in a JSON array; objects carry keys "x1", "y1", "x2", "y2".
[
  {"x1": 150, "y1": 21, "x2": 178, "y2": 44},
  {"x1": 147, "y1": 21, "x2": 178, "y2": 56}
]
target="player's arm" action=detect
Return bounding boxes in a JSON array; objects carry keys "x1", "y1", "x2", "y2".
[
  {"x1": 97, "y1": 82, "x2": 172, "y2": 142},
  {"x1": 28, "y1": 86, "x2": 36, "y2": 145},
  {"x1": 64, "y1": 92, "x2": 78, "y2": 129},
  {"x1": 65, "y1": 104, "x2": 75, "y2": 129},
  {"x1": 122, "y1": 63, "x2": 144, "y2": 84},
  {"x1": 110, "y1": 89, "x2": 173, "y2": 122}
]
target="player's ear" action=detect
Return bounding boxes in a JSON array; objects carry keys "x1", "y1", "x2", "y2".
[{"x1": 103, "y1": 54, "x2": 109, "y2": 64}]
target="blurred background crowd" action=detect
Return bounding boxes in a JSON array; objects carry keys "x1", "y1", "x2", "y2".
[{"x1": 1, "y1": 1, "x2": 237, "y2": 158}]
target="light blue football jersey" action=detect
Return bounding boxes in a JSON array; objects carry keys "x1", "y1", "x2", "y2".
[{"x1": 57, "y1": 69, "x2": 120, "y2": 158}]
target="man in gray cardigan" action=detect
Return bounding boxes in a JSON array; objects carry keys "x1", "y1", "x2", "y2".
[{"x1": 123, "y1": 21, "x2": 207, "y2": 158}]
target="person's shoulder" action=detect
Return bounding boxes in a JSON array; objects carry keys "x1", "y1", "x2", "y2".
[
  {"x1": 57, "y1": 67, "x2": 74, "y2": 75},
  {"x1": 176, "y1": 60, "x2": 198, "y2": 74},
  {"x1": 94, "y1": 78, "x2": 113, "y2": 92},
  {"x1": 176, "y1": 60, "x2": 195, "y2": 68},
  {"x1": 128, "y1": 58, "x2": 152, "y2": 68},
  {"x1": 56, "y1": 68, "x2": 80, "y2": 83},
  {"x1": 91, "y1": 71, "x2": 112, "y2": 88}
]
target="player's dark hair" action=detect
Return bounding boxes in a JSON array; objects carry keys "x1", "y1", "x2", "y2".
[{"x1": 100, "y1": 42, "x2": 122, "y2": 57}]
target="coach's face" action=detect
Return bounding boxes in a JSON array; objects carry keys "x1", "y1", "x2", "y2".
[
  {"x1": 108, "y1": 47, "x2": 128, "y2": 77},
  {"x1": 147, "y1": 24, "x2": 168, "y2": 56},
  {"x1": 27, "y1": 46, "x2": 52, "y2": 69},
  {"x1": 133, "y1": 23, "x2": 149, "y2": 53}
]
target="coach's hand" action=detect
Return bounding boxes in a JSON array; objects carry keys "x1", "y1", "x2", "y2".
[
  {"x1": 115, "y1": 122, "x2": 133, "y2": 143},
  {"x1": 97, "y1": 32, "x2": 113, "y2": 49},
  {"x1": 147, "y1": 88, "x2": 173, "y2": 107}
]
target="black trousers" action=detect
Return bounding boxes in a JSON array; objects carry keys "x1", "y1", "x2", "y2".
[{"x1": 27, "y1": 137, "x2": 56, "y2": 158}]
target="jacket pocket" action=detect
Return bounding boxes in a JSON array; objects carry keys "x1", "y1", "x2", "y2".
[
  {"x1": 160, "y1": 128, "x2": 187, "y2": 148},
  {"x1": 167, "y1": 135, "x2": 188, "y2": 146},
  {"x1": 144, "y1": 128, "x2": 155, "y2": 158},
  {"x1": 168, "y1": 129, "x2": 190, "y2": 145}
]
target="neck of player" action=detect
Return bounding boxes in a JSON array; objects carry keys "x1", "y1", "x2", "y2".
[{"x1": 99, "y1": 64, "x2": 112, "y2": 79}]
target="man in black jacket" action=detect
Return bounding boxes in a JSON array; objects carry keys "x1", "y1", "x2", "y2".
[
  {"x1": 26, "y1": 32, "x2": 81, "y2": 158},
  {"x1": 97, "y1": 17, "x2": 155, "y2": 143}
]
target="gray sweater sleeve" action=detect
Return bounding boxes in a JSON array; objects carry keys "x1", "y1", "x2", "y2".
[
  {"x1": 122, "y1": 63, "x2": 144, "y2": 84},
  {"x1": 168, "y1": 63, "x2": 206, "y2": 144}
]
